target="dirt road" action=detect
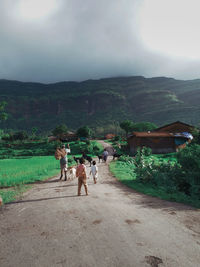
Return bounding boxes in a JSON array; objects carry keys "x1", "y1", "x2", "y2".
[{"x1": 0, "y1": 141, "x2": 200, "y2": 267}]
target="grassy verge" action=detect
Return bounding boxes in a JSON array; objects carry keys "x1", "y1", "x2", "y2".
[
  {"x1": 0, "y1": 185, "x2": 31, "y2": 204},
  {"x1": 0, "y1": 156, "x2": 60, "y2": 204},
  {"x1": 110, "y1": 160, "x2": 200, "y2": 208}
]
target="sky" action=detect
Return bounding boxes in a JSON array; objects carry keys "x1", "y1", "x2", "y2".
[{"x1": 1, "y1": 0, "x2": 200, "y2": 83}]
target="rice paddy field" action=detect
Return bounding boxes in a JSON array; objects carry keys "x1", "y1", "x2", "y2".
[
  {"x1": 0, "y1": 140, "x2": 104, "y2": 204},
  {"x1": 0, "y1": 156, "x2": 60, "y2": 187},
  {"x1": 0, "y1": 156, "x2": 60, "y2": 203}
]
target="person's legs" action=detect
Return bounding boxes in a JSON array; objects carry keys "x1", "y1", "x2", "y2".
[
  {"x1": 83, "y1": 178, "x2": 88, "y2": 195},
  {"x1": 64, "y1": 171, "x2": 67, "y2": 181},
  {"x1": 60, "y1": 164, "x2": 63, "y2": 180},
  {"x1": 78, "y1": 177, "x2": 82, "y2": 196},
  {"x1": 64, "y1": 165, "x2": 67, "y2": 181}
]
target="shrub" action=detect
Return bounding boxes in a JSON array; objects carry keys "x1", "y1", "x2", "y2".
[
  {"x1": 176, "y1": 144, "x2": 200, "y2": 198},
  {"x1": 77, "y1": 126, "x2": 92, "y2": 138},
  {"x1": 133, "y1": 144, "x2": 200, "y2": 199},
  {"x1": 118, "y1": 155, "x2": 135, "y2": 164},
  {"x1": 52, "y1": 124, "x2": 68, "y2": 137},
  {"x1": 13, "y1": 131, "x2": 28, "y2": 141},
  {"x1": 114, "y1": 135, "x2": 121, "y2": 141}
]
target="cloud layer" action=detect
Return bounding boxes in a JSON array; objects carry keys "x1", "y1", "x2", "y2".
[{"x1": 0, "y1": 0, "x2": 200, "y2": 82}]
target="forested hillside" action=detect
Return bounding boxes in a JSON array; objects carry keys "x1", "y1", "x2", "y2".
[{"x1": 0, "y1": 76, "x2": 200, "y2": 132}]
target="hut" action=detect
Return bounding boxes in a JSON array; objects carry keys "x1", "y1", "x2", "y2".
[
  {"x1": 60, "y1": 131, "x2": 78, "y2": 141},
  {"x1": 127, "y1": 131, "x2": 192, "y2": 154},
  {"x1": 48, "y1": 131, "x2": 78, "y2": 142},
  {"x1": 105, "y1": 133, "x2": 115, "y2": 140}
]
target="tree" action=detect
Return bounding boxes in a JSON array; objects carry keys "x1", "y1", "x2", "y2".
[
  {"x1": 31, "y1": 127, "x2": 38, "y2": 136},
  {"x1": 132, "y1": 122, "x2": 157, "y2": 132},
  {"x1": 13, "y1": 131, "x2": 28, "y2": 141},
  {"x1": 120, "y1": 120, "x2": 134, "y2": 136},
  {"x1": 0, "y1": 101, "x2": 8, "y2": 121},
  {"x1": 52, "y1": 124, "x2": 68, "y2": 137},
  {"x1": 77, "y1": 126, "x2": 92, "y2": 138}
]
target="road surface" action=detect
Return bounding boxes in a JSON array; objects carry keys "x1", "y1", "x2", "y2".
[{"x1": 0, "y1": 141, "x2": 200, "y2": 267}]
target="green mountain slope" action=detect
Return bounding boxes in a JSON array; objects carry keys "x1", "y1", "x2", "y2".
[{"x1": 0, "y1": 76, "x2": 200, "y2": 131}]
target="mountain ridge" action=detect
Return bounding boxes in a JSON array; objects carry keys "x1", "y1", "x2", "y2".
[{"x1": 0, "y1": 76, "x2": 200, "y2": 132}]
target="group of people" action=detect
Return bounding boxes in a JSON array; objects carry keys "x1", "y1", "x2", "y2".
[{"x1": 55, "y1": 145, "x2": 109, "y2": 196}]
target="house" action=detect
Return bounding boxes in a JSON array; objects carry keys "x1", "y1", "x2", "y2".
[
  {"x1": 128, "y1": 131, "x2": 193, "y2": 154},
  {"x1": 48, "y1": 131, "x2": 78, "y2": 142},
  {"x1": 59, "y1": 131, "x2": 78, "y2": 142},
  {"x1": 153, "y1": 121, "x2": 195, "y2": 133},
  {"x1": 105, "y1": 133, "x2": 115, "y2": 140}
]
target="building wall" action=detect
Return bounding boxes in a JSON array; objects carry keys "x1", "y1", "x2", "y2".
[{"x1": 128, "y1": 137, "x2": 176, "y2": 154}]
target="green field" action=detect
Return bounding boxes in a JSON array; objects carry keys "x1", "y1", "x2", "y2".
[
  {"x1": 0, "y1": 156, "x2": 60, "y2": 187},
  {"x1": 0, "y1": 140, "x2": 104, "y2": 204},
  {"x1": 0, "y1": 156, "x2": 60, "y2": 203}
]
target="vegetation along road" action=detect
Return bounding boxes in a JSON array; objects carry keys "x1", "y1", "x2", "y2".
[{"x1": 0, "y1": 141, "x2": 200, "y2": 267}]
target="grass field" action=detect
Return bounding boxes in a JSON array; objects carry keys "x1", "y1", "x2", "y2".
[
  {"x1": 110, "y1": 158, "x2": 200, "y2": 208},
  {"x1": 0, "y1": 156, "x2": 60, "y2": 187},
  {"x1": 0, "y1": 156, "x2": 60, "y2": 203},
  {"x1": 0, "y1": 139, "x2": 104, "y2": 204}
]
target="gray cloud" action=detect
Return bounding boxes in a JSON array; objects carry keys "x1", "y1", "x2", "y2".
[{"x1": 0, "y1": 0, "x2": 200, "y2": 82}]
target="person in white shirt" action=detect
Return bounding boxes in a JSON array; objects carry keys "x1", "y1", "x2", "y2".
[{"x1": 90, "y1": 160, "x2": 98, "y2": 184}]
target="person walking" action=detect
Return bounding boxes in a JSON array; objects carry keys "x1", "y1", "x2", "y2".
[
  {"x1": 59, "y1": 143, "x2": 71, "y2": 181},
  {"x1": 76, "y1": 158, "x2": 88, "y2": 196},
  {"x1": 102, "y1": 149, "x2": 109, "y2": 163},
  {"x1": 90, "y1": 160, "x2": 98, "y2": 184}
]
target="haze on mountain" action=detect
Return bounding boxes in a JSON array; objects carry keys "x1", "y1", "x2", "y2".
[{"x1": 1, "y1": 0, "x2": 200, "y2": 83}]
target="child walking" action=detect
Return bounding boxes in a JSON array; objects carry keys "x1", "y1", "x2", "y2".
[
  {"x1": 76, "y1": 158, "x2": 88, "y2": 196},
  {"x1": 90, "y1": 160, "x2": 98, "y2": 184}
]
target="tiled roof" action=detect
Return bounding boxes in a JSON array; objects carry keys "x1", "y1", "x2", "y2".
[
  {"x1": 129, "y1": 132, "x2": 174, "y2": 138},
  {"x1": 154, "y1": 121, "x2": 194, "y2": 131}
]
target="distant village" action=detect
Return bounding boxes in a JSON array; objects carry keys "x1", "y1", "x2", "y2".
[{"x1": 49, "y1": 121, "x2": 195, "y2": 155}]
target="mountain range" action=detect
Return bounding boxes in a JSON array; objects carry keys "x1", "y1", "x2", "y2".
[{"x1": 0, "y1": 76, "x2": 200, "y2": 132}]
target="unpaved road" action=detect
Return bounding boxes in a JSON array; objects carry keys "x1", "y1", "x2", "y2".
[{"x1": 0, "y1": 141, "x2": 200, "y2": 267}]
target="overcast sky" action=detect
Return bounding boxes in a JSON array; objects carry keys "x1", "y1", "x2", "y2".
[{"x1": 1, "y1": 0, "x2": 200, "y2": 83}]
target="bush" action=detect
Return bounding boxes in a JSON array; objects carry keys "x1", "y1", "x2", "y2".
[
  {"x1": 77, "y1": 126, "x2": 92, "y2": 138},
  {"x1": 52, "y1": 124, "x2": 68, "y2": 137},
  {"x1": 118, "y1": 155, "x2": 135, "y2": 164},
  {"x1": 114, "y1": 135, "x2": 121, "y2": 141},
  {"x1": 13, "y1": 131, "x2": 28, "y2": 141},
  {"x1": 176, "y1": 144, "x2": 200, "y2": 198},
  {"x1": 2, "y1": 133, "x2": 12, "y2": 141},
  {"x1": 133, "y1": 145, "x2": 200, "y2": 199}
]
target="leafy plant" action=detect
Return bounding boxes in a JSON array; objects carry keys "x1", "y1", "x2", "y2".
[
  {"x1": 76, "y1": 126, "x2": 92, "y2": 138},
  {"x1": 52, "y1": 124, "x2": 68, "y2": 137},
  {"x1": 120, "y1": 120, "x2": 134, "y2": 136}
]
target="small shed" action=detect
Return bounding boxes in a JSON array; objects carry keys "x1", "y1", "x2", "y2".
[
  {"x1": 60, "y1": 131, "x2": 78, "y2": 141},
  {"x1": 154, "y1": 121, "x2": 195, "y2": 133},
  {"x1": 127, "y1": 131, "x2": 190, "y2": 154},
  {"x1": 105, "y1": 133, "x2": 115, "y2": 140},
  {"x1": 48, "y1": 131, "x2": 78, "y2": 142}
]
